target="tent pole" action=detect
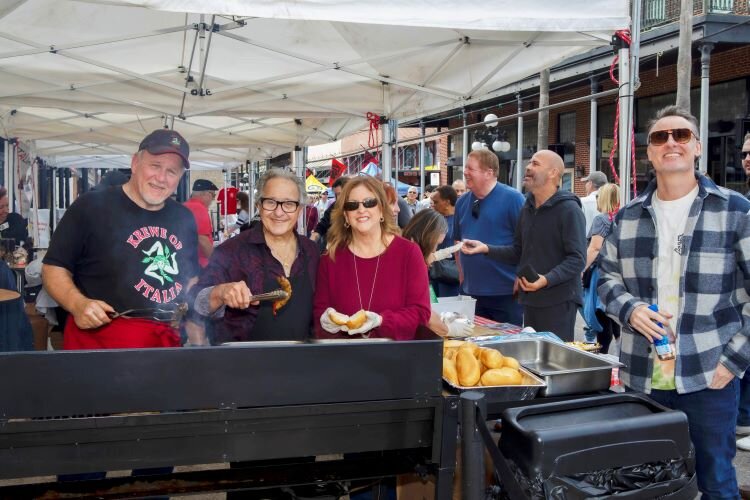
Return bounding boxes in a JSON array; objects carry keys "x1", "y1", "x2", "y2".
[
  {"x1": 381, "y1": 82, "x2": 393, "y2": 184},
  {"x1": 381, "y1": 120, "x2": 392, "y2": 183},
  {"x1": 196, "y1": 16, "x2": 216, "y2": 95},
  {"x1": 589, "y1": 76, "x2": 599, "y2": 176},
  {"x1": 51, "y1": 167, "x2": 57, "y2": 235},
  {"x1": 222, "y1": 168, "x2": 228, "y2": 240},
  {"x1": 462, "y1": 109, "x2": 468, "y2": 176},
  {"x1": 515, "y1": 94, "x2": 524, "y2": 191},
  {"x1": 249, "y1": 161, "x2": 257, "y2": 219},
  {"x1": 419, "y1": 121, "x2": 426, "y2": 198},
  {"x1": 618, "y1": 42, "x2": 632, "y2": 204},
  {"x1": 698, "y1": 42, "x2": 714, "y2": 174},
  {"x1": 381, "y1": 120, "x2": 398, "y2": 184},
  {"x1": 293, "y1": 146, "x2": 305, "y2": 236},
  {"x1": 31, "y1": 156, "x2": 40, "y2": 247}
]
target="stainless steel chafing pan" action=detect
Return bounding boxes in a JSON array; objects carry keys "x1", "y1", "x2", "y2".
[{"x1": 477, "y1": 338, "x2": 623, "y2": 397}]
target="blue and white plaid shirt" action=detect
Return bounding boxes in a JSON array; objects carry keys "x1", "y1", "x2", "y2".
[{"x1": 598, "y1": 174, "x2": 750, "y2": 394}]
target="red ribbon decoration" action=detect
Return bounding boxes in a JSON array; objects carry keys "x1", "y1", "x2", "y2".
[
  {"x1": 366, "y1": 112, "x2": 380, "y2": 150},
  {"x1": 607, "y1": 29, "x2": 637, "y2": 198}
]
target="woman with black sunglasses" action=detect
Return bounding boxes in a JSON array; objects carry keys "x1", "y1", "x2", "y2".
[
  {"x1": 190, "y1": 169, "x2": 320, "y2": 344},
  {"x1": 313, "y1": 176, "x2": 431, "y2": 340}
]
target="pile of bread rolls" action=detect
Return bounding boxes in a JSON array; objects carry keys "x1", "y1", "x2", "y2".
[{"x1": 443, "y1": 340, "x2": 524, "y2": 387}]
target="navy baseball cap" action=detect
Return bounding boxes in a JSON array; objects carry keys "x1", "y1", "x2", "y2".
[
  {"x1": 138, "y1": 129, "x2": 190, "y2": 169},
  {"x1": 192, "y1": 179, "x2": 218, "y2": 192}
]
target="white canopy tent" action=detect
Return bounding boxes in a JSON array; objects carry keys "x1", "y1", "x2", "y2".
[{"x1": 0, "y1": 0, "x2": 630, "y2": 169}]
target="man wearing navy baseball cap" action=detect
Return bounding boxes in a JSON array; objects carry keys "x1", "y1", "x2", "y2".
[
  {"x1": 138, "y1": 128, "x2": 190, "y2": 170},
  {"x1": 42, "y1": 129, "x2": 199, "y2": 350}
]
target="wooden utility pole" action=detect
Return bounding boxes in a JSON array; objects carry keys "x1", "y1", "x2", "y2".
[
  {"x1": 675, "y1": 0, "x2": 693, "y2": 111},
  {"x1": 538, "y1": 68, "x2": 550, "y2": 150}
]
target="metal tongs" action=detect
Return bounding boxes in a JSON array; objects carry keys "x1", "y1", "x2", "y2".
[
  {"x1": 108, "y1": 303, "x2": 189, "y2": 328},
  {"x1": 248, "y1": 289, "x2": 288, "y2": 304}
]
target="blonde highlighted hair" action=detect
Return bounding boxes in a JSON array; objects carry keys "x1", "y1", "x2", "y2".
[
  {"x1": 325, "y1": 176, "x2": 399, "y2": 261},
  {"x1": 596, "y1": 183, "x2": 620, "y2": 214}
]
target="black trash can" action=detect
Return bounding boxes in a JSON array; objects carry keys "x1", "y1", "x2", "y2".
[{"x1": 496, "y1": 393, "x2": 697, "y2": 500}]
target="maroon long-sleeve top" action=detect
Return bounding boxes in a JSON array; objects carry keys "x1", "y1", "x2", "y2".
[{"x1": 313, "y1": 235, "x2": 431, "y2": 340}]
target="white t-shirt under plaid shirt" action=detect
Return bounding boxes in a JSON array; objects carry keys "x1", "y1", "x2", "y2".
[{"x1": 650, "y1": 184, "x2": 698, "y2": 390}]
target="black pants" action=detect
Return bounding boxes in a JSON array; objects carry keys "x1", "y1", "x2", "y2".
[
  {"x1": 595, "y1": 309, "x2": 620, "y2": 354},
  {"x1": 523, "y1": 301, "x2": 578, "y2": 342}
]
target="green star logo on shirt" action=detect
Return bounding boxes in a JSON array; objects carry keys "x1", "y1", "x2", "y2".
[{"x1": 141, "y1": 240, "x2": 179, "y2": 286}]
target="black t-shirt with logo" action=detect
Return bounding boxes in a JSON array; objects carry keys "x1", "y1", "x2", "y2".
[{"x1": 44, "y1": 187, "x2": 199, "y2": 313}]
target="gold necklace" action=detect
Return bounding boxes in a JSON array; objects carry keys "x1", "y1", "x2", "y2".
[
  {"x1": 269, "y1": 242, "x2": 297, "y2": 277},
  {"x1": 353, "y1": 252, "x2": 380, "y2": 311}
]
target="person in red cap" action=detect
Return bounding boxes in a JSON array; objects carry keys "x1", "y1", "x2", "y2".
[
  {"x1": 42, "y1": 129, "x2": 199, "y2": 349},
  {"x1": 183, "y1": 179, "x2": 218, "y2": 268}
]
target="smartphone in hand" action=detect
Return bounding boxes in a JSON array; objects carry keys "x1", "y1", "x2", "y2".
[{"x1": 518, "y1": 264, "x2": 540, "y2": 282}]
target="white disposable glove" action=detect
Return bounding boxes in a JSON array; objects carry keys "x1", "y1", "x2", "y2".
[
  {"x1": 347, "y1": 311, "x2": 383, "y2": 336},
  {"x1": 440, "y1": 312, "x2": 474, "y2": 338},
  {"x1": 446, "y1": 320, "x2": 474, "y2": 338},
  {"x1": 320, "y1": 307, "x2": 344, "y2": 334}
]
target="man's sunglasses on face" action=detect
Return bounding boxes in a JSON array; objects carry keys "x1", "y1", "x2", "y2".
[
  {"x1": 471, "y1": 199, "x2": 481, "y2": 218},
  {"x1": 647, "y1": 128, "x2": 695, "y2": 146},
  {"x1": 343, "y1": 198, "x2": 378, "y2": 211}
]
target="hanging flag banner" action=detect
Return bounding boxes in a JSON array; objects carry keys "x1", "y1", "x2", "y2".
[
  {"x1": 305, "y1": 174, "x2": 327, "y2": 193},
  {"x1": 330, "y1": 158, "x2": 347, "y2": 186}
]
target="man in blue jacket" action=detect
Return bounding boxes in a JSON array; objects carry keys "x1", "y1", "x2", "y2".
[
  {"x1": 461, "y1": 149, "x2": 586, "y2": 341},
  {"x1": 598, "y1": 106, "x2": 749, "y2": 499}
]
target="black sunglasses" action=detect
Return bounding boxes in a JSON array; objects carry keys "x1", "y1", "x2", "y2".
[
  {"x1": 648, "y1": 128, "x2": 694, "y2": 146},
  {"x1": 343, "y1": 198, "x2": 378, "y2": 211},
  {"x1": 471, "y1": 199, "x2": 481, "y2": 219}
]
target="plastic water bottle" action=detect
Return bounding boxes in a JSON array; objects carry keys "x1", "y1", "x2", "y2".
[{"x1": 648, "y1": 304, "x2": 675, "y2": 361}]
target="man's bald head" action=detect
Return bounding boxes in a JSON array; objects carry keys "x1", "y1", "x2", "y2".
[
  {"x1": 536, "y1": 149, "x2": 564, "y2": 178},
  {"x1": 524, "y1": 149, "x2": 565, "y2": 197}
]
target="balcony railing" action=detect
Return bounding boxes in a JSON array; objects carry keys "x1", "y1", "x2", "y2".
[
  {"x1": 641, "y1": 0, "x2": 736, "y2": 31},
  {"x1": 642, "y1": 0, "x2": 667, "y2": 29},
  {"x1": 708, "y1": 0, "x2": 734, "y2": 12}
]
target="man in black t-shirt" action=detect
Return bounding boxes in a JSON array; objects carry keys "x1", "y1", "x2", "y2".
[
  {"x1": 42, "y1": 129, "x2": 199, "y2": 349},
  {"x1": 0, "y1": 186, "x2": 29, "y2": 247}
]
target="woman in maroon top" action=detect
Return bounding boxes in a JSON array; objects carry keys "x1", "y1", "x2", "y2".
[{"x1": 314, "y1": 176, "x2": 430, "y2": 340}]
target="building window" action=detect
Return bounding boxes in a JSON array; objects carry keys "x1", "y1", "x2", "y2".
[
  {"x1": 402, "y1": 146, "x2": 416, "y2": 170},
  {"x1": 522, "y1": 120, "x2": 538, "y2": 161},
  {"x1": 557, "y1": 112, "x2": 576, "y2": 166},
  {"x1": 558, "y1": 112, "x2": 576, "y2": 145}
]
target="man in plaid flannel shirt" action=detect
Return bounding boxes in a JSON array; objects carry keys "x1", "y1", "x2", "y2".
[{"x1": 599, "y1": 105, "x2": 750, "y2": 499}]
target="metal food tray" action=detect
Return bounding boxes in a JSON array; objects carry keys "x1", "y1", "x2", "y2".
[
  {"x1": 476, "y1": 338, "x2": 624, "y2": 397},
  {"x1": 442, "y1": 366, "x2": 546, "y2": 402}
]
